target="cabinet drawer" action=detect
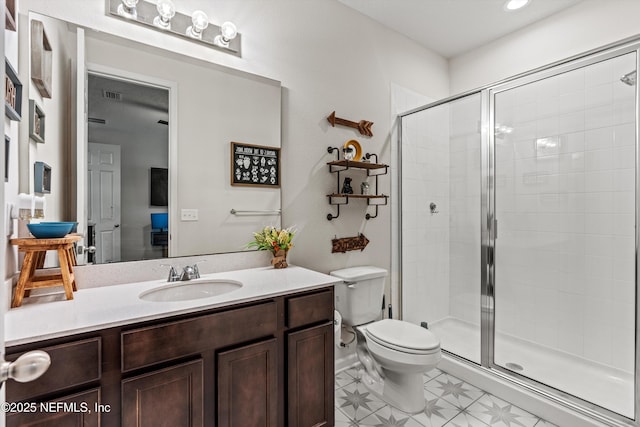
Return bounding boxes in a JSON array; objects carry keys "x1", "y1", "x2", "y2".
[
  {"x1": 122, "y1": 301, "x2": 277, "y2": 372},
  {"x1": 286, "y1": 288, "x2": 333, "y2": 329},
  {"x1": 7, "y1": 337, "x2": 101, "y2": 402}
]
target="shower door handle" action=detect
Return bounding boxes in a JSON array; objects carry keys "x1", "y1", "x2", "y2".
[{"x1": 488, "y1": 246, "x2": 494, "y2": 267}]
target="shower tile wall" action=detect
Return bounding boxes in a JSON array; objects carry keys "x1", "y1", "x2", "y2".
[
  {"x1": 401, "y1": 106, "x2": 451, "y2": 326},
  {"x1": 494, "y1": 52, "x2": 636, "y2": 372}
]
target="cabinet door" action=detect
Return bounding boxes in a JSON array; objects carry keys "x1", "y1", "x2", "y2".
[
  {"x1": 287, "y1": 322, "x2": 334, "y2": 427},
  {"x1": 217, "y1": 338, "x2": 277, "y2": 427},
  {"x1": 121, "y1": 359, "x2": 203, "y2": 427},
  {"x1": 6, "y1": 388, "x2": 100, "y2": 427}
]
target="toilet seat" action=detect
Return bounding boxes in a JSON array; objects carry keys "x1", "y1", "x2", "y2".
[{"x1": 365, "y1": 319, "x2": 440, "y2": 355}]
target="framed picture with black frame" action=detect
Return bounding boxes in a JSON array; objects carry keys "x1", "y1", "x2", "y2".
[
  {"x1": 230, "y1": 142, "x2": 280, "y2": 187},
  {"x1": 150, "y1": 167, "x2": 168, "y2": 206}
]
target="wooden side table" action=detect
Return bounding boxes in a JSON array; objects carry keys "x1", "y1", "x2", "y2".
[{"x1": 10, "y1": 235, "x2": 81, "y2": 308}]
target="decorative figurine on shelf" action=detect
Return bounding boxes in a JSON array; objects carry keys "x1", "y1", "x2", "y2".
[
  {"x1": 342, "y1": 177, "x2": 354, "y2": 194},
  {"x1": 343, "y1": 146, "x2": 355, "y2": 161},
  {"x1": 361, "y1": 181, "x2": 370, "y2": 195}
]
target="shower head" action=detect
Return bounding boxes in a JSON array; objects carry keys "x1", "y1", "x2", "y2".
[{"x1": 620, "y1": 70, "x2": 636, "y2": 86}]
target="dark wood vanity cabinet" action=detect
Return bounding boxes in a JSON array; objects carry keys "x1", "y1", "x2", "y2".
[
  {"x1": 6, "y1": 286, "x2": 334, "y2": 427},
  {"x1": 285, "y1": 289, "x2": 335, "y2": 427}
]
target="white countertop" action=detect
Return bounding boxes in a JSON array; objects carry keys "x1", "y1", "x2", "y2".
[{"x1": 5, "y1": 266, "x2": 339, "y2": 347}]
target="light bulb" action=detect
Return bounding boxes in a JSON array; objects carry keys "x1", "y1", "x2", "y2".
[
  {"x1": 214, "y1": 21, "x2": 237, "y2": 48},
  {"x1": 504, "y1": 0, "x2": 530, "y2": 11},
  {"x1": 186, "y1": 10, "x2": 209, "y2": 39},
  {"x1": 117, "y1": 0, "x2": 139, "y2": 18},
  {"x1": 220, "y1": 22, "x2": 237, "y2": 40},
  {"x1": 153, "y1": 0, "x2": 176, "y2": 29}
]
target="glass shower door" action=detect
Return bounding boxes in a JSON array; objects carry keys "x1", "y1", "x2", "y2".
[
  {"x1": 401, "y1": 93, "x2": 482, "y2": 364},
  {"x1": 492, "y1": 51, "x2": 637, "y2": 418}
]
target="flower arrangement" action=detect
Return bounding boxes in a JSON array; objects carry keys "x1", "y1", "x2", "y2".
[{"x1": 248, "y1": 226, "x2": 296, "y2": 268}]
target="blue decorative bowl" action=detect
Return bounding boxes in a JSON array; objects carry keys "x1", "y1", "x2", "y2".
[
  {"x1": 27, "y1": 222, "x2": 75, "y2": 239},
  {"x1": 41, "y1": 221, "x2": 78, "y2": 233}
]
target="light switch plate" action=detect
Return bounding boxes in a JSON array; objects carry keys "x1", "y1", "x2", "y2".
[{"x1": 181, "y1": 209, "x2": 199, "y2": 221}]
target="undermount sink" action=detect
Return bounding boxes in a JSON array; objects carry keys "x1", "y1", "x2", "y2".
[{"x1": 139, "y1": 279, "x2": 243, "y2": 302}]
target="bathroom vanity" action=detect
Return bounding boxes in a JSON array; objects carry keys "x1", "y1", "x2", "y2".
[{"x1": 4, "y1": 266, "x2": 336, "y2": 427}]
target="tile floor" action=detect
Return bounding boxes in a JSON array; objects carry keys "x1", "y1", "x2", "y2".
[{"x1": 335, "y1": 365, "x2": 559, "y2": 427}]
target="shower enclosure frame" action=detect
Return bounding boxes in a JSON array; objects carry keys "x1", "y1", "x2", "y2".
[{"x1": 397, "y1": 35, "x2": 640, "y2": 427}]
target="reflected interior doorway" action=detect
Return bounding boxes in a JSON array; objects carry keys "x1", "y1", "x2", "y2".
[{"x1": 87, "y1": 72, "x2": 169, "y2": 263}]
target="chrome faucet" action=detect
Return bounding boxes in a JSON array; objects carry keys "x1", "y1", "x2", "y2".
[
  {"x1": 180, "y1": 264, "x2": 200, "y2": 281},
  {"x1": 162, "y1": 261, "x2": 204, "y2": 282},
  {"x1": 162, "y1": 264, "x2": 181, "y2": 282}
]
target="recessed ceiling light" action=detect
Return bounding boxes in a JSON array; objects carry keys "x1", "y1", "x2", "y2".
[{"x1": 504, "y1": 0, "x2": 530, "y2": 11}]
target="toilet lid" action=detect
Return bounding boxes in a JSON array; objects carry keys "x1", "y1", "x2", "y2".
[{"x1": 366, "y1": 319, "x2": 440, "y2": 352}]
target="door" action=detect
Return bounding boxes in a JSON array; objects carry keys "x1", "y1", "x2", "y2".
[
  {"x1": 88, "y1": 142, "x2": 121, "y2": 263},
  {"x1": 491, "y1": 51, "x2": 637, "y2": 418},
  {"x1": 287, "y1": 323, "x2": 334, "y2": 427},
  {"x1": 217, "y1": 339, "x2": 277, "y2": 427},
  {"x1": 122, "y1": 360, "x2": 203, "y2": 427}
]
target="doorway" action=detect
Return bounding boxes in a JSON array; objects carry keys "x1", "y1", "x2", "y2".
[{"x1": 87, "y1": 71, "x2": 169, "y2": 263}]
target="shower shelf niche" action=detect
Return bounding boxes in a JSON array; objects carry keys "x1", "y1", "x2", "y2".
[{"x1": 326, "y1": 146, "x2": 388, "y2": 221}]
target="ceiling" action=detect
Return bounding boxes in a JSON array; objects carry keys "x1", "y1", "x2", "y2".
[
  {"x1": 88, "y1": 74, "x2": 169, "y2": 143},
  {"x1": 338, "y1": 0, "x2": 584, "y2": 58}
]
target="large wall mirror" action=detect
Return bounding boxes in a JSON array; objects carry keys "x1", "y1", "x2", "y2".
[{"x1": 19, "y1": 12, "x2": 282, "y2": 265}]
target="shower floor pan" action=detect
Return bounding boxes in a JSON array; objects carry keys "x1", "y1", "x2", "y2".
[{"x1": 429, "y1": 316, "x2": 633, "y2": 418}]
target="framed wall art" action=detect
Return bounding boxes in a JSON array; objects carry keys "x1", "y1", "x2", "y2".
[
  {"x1": 34, "y1": 161, "x2": 51, "y2": 194},
  {"x1": 6, "y1": 0, "x2": 16, "y2": 31},
  {"x1": 29, "y1": 100, "x2": 45, "y2": 143},
  {"x1": 31, "y1": 19, "x2": 52, "y2": 98},
  {"x1": 150, "y1": 167, "x2": 168, "y2": 206},
  {"x1": 230, "y1": 142, "x2": 280, "y2": 188},
  {"x1": 5, "y1": 59, "x2": 22, "y2": 121}
]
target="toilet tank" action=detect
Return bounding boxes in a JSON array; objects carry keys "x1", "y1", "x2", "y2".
[{"x1": 330, "y1": 266, "x2": 387, "y2": 326}]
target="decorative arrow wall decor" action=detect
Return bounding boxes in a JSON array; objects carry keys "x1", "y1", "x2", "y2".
[
  {"x1": 327, "y1": 111, "x2": 374, "y2": 137},
  {"x1": 332, "y1": 233, "x2": 370, "y2": 253}
]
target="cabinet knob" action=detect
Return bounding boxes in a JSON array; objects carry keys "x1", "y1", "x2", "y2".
[{"x1": 0, "y1": 350, "x2": 51, "y2": 384}]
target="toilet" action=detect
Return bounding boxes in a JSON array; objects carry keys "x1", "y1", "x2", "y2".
[{"x1": 331, "y1": 266, "x2": 441, "y2": 413}]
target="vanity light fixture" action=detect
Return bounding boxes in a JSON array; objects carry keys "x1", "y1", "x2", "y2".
[
  {"x1": 153, "y1": 0, "x2": 176, "y2": 30},
  {"x1": 108, "y1": 0, "x2": 241, "y2": 56},
  {"x1": 214, "y1": 22, "x2": 237, "y2": 48},
  {"x1": 504, "y1": 0, "x2": 530, "y2": 11},
  {"x1": 186, "y1": 10, "x2": 209, "y2": 39},
  {"x1": 117, "y1": 0, "x2": 139, "y2": 18}
]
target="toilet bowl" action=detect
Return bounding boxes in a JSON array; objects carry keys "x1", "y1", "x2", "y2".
[
  {"x1": 330, "y1": 266, "x2": 442, "y2": 414},
  {"x1": 356, "y1": 319, "x2": 440, "y2": 413}
]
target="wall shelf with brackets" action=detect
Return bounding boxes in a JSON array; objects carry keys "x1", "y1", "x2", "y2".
[{"x1": 326, "y1": 147, "x2": 388, "y2": 221}]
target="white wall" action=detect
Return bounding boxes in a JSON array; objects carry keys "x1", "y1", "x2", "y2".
[
  {"x1": 15, "y1": 1, "x2": 449, "y2": 292},
  {"x1": 22, "y1": 14, "x2": 75, "y2": 219},
  {"x1": 450, "y1": 0, "x2": 640, "y2": 94},
  {"x1": 6, "y1": 13, "x2": 76, "y2": 273}
]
